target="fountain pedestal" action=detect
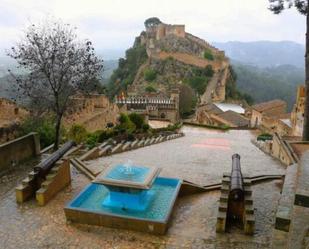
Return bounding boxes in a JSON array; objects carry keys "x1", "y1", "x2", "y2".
[
  {"x1": 102, "y1": 186, "x2": 155, "y2": 211},
  {"x1": 94, "y1": 164, "x2": 161, "y2": 212}
]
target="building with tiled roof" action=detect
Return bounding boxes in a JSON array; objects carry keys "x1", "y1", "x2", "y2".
[
  {"x1": 211, "y1": 110, "x2": 249, "y2": 128},
  {"x1": 252, "y1": 99, "x2": 287, "y2": 115},
  {"x1": 250, "y1": 99, "x2": 287, "y2": 128}
]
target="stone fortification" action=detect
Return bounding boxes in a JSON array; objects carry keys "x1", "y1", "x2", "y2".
[
  {"x1": 0, "y1": 98, "x2": 29, "y2": 143},
  {"x1": 64, "y1": 94, "x2": 119, "y2": 132}
]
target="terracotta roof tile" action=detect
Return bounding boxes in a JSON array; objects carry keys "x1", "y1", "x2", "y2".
[
  {"x1": 252, "y1": 99, "x2": 286, "y2": 112},
  {"x1": 216, "y1": 110, "x2": 249, "y2": 127}
]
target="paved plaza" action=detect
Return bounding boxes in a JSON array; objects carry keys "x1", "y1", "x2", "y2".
[{"x1": 0, "y1": 126, "x2": 286, "y2": 248}]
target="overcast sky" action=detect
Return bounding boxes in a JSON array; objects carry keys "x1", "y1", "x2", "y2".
[{"x1": 0, "y1": 0, "x2": 306, "y2": 59}]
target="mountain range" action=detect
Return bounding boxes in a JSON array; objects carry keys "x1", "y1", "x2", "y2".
[
  {"x1": 0, "y1": 41, "x2": 305, "y2": 111},
  {"x1": 213, "y1": 40, "x2": 305, "y2": 68}
]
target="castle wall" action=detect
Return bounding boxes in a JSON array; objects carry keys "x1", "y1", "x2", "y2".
[
  {"x1": 0, "y1": 98, "x2": 29, "y2": 143},
  {"x1": 165, "y1": 25, "x2": 185, "y2": 38},
  {"x1": 155, "y1": 24, "x2": 185, "y2": 40},
  {"x1": 0, "y1": 132, "x2": 40, "y2": 173},
  {"x1": 64, "y1": 95, "x2": 119, "y2": 132},
  {"x1": 154, "y1": 51, "x2": 222, "y2": 70},
  {"x1": 0, "y1": 98, "x2": 29, "y2": 127},
  {"x1": 291, "y1": 86, "x2": 305, "y2": 137}
]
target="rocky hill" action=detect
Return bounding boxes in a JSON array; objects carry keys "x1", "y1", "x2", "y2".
[{"x1": 108, "y1": 18, "x2": 250, "y2": 116}]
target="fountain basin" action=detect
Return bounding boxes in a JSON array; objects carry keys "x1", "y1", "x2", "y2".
[{"x1": 64, "y1": 177, "x2": 182, "y2": 234}]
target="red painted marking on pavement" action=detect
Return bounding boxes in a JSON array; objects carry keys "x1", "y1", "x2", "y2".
[{"x1": 191, "y1": 138, "x2": 231, "y2": 150}]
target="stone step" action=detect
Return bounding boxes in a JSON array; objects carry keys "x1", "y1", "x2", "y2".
[
  {"x1": 243, "y1": 178, "x2": 252, "y2": 186},
  {"x1": 245, "y1": 196, "x2": 253, "y2": 205},
  {"x1": 50, "y1": 166, "x2": 60, "y2": 173},
  {"x1": 221, "y1": 184, "x2": 229, "y2": 194},
  {"x1": 220, "y1": 193, "x2": 229, "y2": 202},
  {"x1": 41, "y1": 179, "x2": 53, "y2": 187},
  {"x1": 122, "y1": 142, "x2": 132, "y2": 151},
  {"x1": 137, "y1": 140, "x2": 145, "y2": 147},
  {"x1": 218, "y1": 202, "x2": 228, "y2": 212},
  {"x1": 98, "y1": 142, "x2": 108, "y2": 149},
  {"x1": 245, "y1": 204, "x2": 255, "y2": 214},
  {"x1": 100, "y1": 144, "x2": 112, "y2": 156},
  {"x1": 22, "y1": 177, "x2": 33, "y2": 186},
  {"x1": 131, "y1": 140, "x2": 139, "y2": 148},
  {"x1": 111, "y1": 143, "x2": 123, "y2": 154},
  {"x1": 46, "y1": 173, "x2": 57, "y2": 180}
]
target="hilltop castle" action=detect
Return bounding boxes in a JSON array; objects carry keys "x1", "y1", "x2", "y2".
[{"x1": 145, "y1": 23, "x2": 185, "y2": 40}]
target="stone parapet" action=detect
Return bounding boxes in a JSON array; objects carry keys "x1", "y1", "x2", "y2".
[
  {"x1": 0, "y1": 132, "x2": 40, "y2": 174},
  {"x1": 16, "y1": 159, "x2": 71, "y2": 205},
  {"x1": 36, "y1": 159, "x2": 71, "y2": 206}
]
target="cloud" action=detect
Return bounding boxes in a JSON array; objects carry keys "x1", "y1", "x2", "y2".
[{"x1": 0, "y1": 0, "x2": 306, "y2": 58}]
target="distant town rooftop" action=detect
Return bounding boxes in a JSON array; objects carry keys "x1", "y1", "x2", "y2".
[
  {"x1": 252, "y1": 99, "x2": 286, "y2": 113},
  {"x1": 213, "y1": 102, "x2": 245, "y2": 114},
  {"x1": 216, "y1": 110, "x2": 249, "y2": 127}
]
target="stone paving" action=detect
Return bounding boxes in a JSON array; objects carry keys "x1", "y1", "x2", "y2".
[{"x1": 0, "y1": 126, "x2": 285, "y2": 248}]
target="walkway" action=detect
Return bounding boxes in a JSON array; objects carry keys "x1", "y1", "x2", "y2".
[{"x1": 0, "y1": 126, "x2": 285, "y2": 249}]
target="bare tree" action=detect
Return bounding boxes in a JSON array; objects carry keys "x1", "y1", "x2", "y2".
[
  {"x1": 8, "y1": 19, "x2": 103, "y2": 149},
  {"x1": 269, "y1": 0, "x2": 308, "y2": 140}
]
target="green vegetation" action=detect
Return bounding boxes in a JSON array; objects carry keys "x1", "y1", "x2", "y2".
[
  {"x1": 85, "y1": 132, "x2": 100, "y2": 149},
  {"x1": 226, "y1": 66, "x2": 254, "y2": 105},
  {"x1": 203, "y1": 49, "x2": 214, "y2": 61},
  {"x1": 187, "y1": 76, "x2": 208, "y2": 95},
  {"x1": 128, "y1": 113, "x2": 145, "y2": 129},
  {"x1": 145, "y1": 85, "x2": 157, "y2": 93},
  {"x1": 144, "y1": 17, "x2": 162, "y2": 28},
  {"x1": 19, "y1": 116, "x2": 56, "y2": 148},
  {"x1": 67, "y1": 124, "x2": 88, "y2": 144},
  {"x1": 144, "y1": 68, "x2": 157, "y2": 81},
  {"x1": 233, "y1": 63, "x2": 304, "y2": 110},
  {"x1": 64, "y1": 113, "x2": 181, "y2": 148},
  {"x1": 185, "y1": 66, "x2": 214, "y2": 95},
  {"x1": 151, "y1": 122, "x2": 182, "y2": 133},
  {"x1": 107, "y1": 41, "x2": 148, "y2": 97},
  {"x1": 179, "y1": 84, "x2": 197, "y2": 118},
  {"x1": 257, "y1": 133, "x2": 273, "y2": 141}
]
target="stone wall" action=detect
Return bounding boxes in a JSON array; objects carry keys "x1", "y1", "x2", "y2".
[
  {"x1": 155, "y1": 23, "x2": 185, "y2": 40},
  {"x1": 271, "y1": 133, "x2": 295, "y2": 165},
  {"x1": 291, "y1": 85, "x2": 305, "y2": 136},
  {"x1": 0, "y1": 123, "x2": 20, "y2": 144},
  {"x1": 0, "y1": 98, "x2": 29, "y2": 143},
  {"x1": 64, "y1": 94, "x2": 120, "y2": 132},
  {"x1": 154, "y1": 51, "x2": 223, "y2": 71},
  {"x1": 0, "y1": 98, "x2": 29, "y2": 126},
  {"x1": 0, "y1": 132, "x2": 40, "y2": 173}
]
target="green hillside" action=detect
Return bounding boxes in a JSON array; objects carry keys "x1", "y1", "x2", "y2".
[{"x1": 233, "y1": 63, "x2": 304, "y2": 110}]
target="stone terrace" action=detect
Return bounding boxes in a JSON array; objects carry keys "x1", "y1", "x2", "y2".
[{"x1": 0, "y1": 126, "x2": 285, "y2": 249}]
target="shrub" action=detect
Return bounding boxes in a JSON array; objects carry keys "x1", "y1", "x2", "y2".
[
  {"x1": 187, "y1": 76, "x2": 208, "y2": 95},
  {"x1": 128, "y1": 113, "x2": 145, "y2": 129},
  {"x1": 127, "y1": 132, "x2": 135, "y2": 141},
  {"x1": 19, "y1": 116, "x2": 56, "y2": 148},
  {"x1": 86, "y1": 133, "x2": 99, "y2": 149},
  {"x1": 142, "y1": 123, "x2": 150, "y2": 132},
  {"x1": 106, "y1": 122, "x2": 114, "y2": 128},
  {"x1": 68, "y1": 124, "x2": 87, "y2": 144},
  {"x1": 257, "y1": 133, "x2": 273, "y2": 141},
  {"x1": 144, "y1": 68, "x2": 157, "y2": 81},
  {"x1": 97, "y1": 129, "x2": 114, "y2": 143},
  {"x1": 117, "y1": 113, "x2": 136, "y2": 133},
  {"x1": 204, "y1": 65, "x2": 214, "y2": 77},
  {"x1": 203, "y1": 49, "x2": 214, "y2": 60},
  {"x1": 145, "y1": 85, "x2": 157, "y2": 93}
]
